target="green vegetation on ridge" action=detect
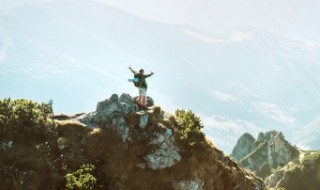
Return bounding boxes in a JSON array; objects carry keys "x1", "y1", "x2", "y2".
[
  {"x1": 66, "y1": 164, "x2": 97, "y2": 190},
  {"x1": 175, "y1": 109, "x2": 206, "y2": 148},
  {"x1": 0, "y1": 99, "x2": 53, "y2": 141},
  {"x1": 266, "y1": 150, "x2": 320, "y2": 190}
]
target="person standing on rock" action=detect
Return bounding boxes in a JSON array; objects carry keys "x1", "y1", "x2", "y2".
[{"x1": 129, "y1": 66, "x2": 154, "y2": 107}]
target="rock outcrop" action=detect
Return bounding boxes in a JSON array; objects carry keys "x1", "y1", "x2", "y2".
[
  {"x1": 144, "y1": 127, "x2": 181, "y2": 170},
  {"x1": 133, "y1": 96, "x2": 154, "y2": 107},
  {"x1": 172, "y1": 178, "x2": 204, "y2": 190},
  {"x1": 78, "y1": 94, "x2": 181, "y2": 171},
  {"x1": 79, "y1": 94, "x2": 138, "y2": 141}
]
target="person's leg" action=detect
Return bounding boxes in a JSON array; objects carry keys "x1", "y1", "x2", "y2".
[
  {"x1": 144, "y1": 90, "x2": 147, "y2": 106},
  {"x1": 142, "y1": 88, "x2": 147, "y2": 106},
  {"x1": 142, "y1": 96, "x2": 146, "y2": 106},
  {"x1": 138, "y1": 88, "x2": 143, "y2": 105},
  {"x1": 138, "y1": 94, "x2": 142, "y2": 105}
]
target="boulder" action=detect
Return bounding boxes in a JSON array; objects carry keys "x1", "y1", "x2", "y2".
[
  {"x1": 144, "y1": 128, "x2": 181, "y2": 170},
  {"x1": 133, "y1": 96, "x2": 154, "y2": 107},
  {"x1": 172, "y1": 178, "x2": 204, "y2": 190}
]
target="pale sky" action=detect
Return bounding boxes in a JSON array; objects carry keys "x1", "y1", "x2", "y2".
[
  {"x1": 1, "y1": 0, "x2": 320, "y2": 42},
  {"x1": 95, "y1": 0, "x2": 320, "y2": 43}
]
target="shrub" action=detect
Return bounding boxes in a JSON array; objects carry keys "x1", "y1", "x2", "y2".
[
  {"x1": 65, "y1": 164, "x2": 97, "y2": 190},
  {"x1": 175, "y1": 109, "x2": 206, "y2": 148},
  {"x1": 302, "y1": 151, "x2": 320, "y2": 168},
  {"x1": 0, "y1": 99, "x2": 53, "y2": 142}
]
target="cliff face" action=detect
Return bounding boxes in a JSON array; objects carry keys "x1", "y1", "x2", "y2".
[
  {"x1": 231, "y1": 131, "x2": 300, "y2": 179},
  {"x1": 231, "y1": 131, "x2": 320, "y2": 190},
  {"x1": 231, "y1": 133, "x2": 255, "y2": 161},
  {"x1": 0, "y1": 94, "x2": 266, "y2": 190}
]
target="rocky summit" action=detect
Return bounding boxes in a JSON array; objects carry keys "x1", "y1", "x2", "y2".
[
  {"x1": 231, "y1": 131, "x2": 320, "y2": 190},
  {"x1": 231, "y1": 131, "x2": 300, "y2": 179},
  {"x1": 230, "y1": 133, "x2": 255, "y2": 162},
  {"x1": 0, "y1": 94, "x2": 266, "y2": 190}
]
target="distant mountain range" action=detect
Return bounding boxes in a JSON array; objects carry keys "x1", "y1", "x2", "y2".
[{"x1": 1, "y1": 0, "x2": 320, "y2": 153}]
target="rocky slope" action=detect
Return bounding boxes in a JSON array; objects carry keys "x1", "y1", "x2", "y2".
[
  {"x1": 265, "y1": 150, "x2": 320, "y2": 190},
  {"x1": 0, "y1": 94, "x2": 266, "y2": 190},
  {"x1": 231, "y1": 131, "x2": 320, "y2": 190}
]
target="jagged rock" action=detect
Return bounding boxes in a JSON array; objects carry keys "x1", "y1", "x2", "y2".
[
  {"x1": 264, "y1": 168, "x2": 285, "y2": 187},
  {"x1": 96, "y1": 94, "x2": 138, "y2": 118},
  {"x1": 231, "y1": 130, "x2": 302, "y2": 189},
  {"x1": 125, "y1": 111, "x2": 148, "y2": 127},
  {"x1": 232, "y1": 131, "x2": 300, "y2": 179},
  {"x1": 267, "y1": 132, "x2": 299, "y2": 168},
  {"x1": 78, "y1": 94, "x2": 152, "y2": 130},
  {"x1": 139, "y1": 112, "x2": 148, "y2": 129},
  {"x1": 231, "y1": 133, "x2": 255, "y2": 161},
  {"x1": 79, "y1": 93, "x2": 139, "y2": 141},
  {"x1": 133, "y1": 96, "x2": 154, "y2": 107},
  {"x1": 172, "y1": 178, "x2": 204, "y2": 190},
  {"x1": 77, "y1": 94, "x2": 181, "y2": 170},
  {"x1": 77, "y1": 94, "x2": 181, "y2": 169},
  {"x1": 144, "y1": 128, "x2": 181, "y2": 170}
]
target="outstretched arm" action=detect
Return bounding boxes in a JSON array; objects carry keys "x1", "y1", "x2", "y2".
[
  {"x1": 145, "y1": 72, "x2": 154, "y2": 78},
  {"x1": 129, "y1": 66, "x2": 137, "y2": 74}
]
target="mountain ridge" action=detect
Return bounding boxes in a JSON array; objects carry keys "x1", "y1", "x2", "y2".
[{"x1": 0, "y1": 94, "x2": 267, "y2": 190}]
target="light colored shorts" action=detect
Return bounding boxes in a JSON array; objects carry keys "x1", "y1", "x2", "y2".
[{"x1": 138, "y1": 87, "x2": 147, "y2": 96}]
